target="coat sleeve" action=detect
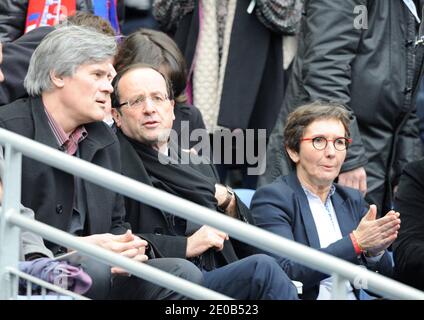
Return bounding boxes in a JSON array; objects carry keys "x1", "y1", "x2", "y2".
[
  {"x1": 250, "y1": 183, "x2": 363, "y2": 290},
  {"x1": 0, "y1": 26, "x2": 53, "y2": 106},
  {"x1": 138, "y1": 233, "x2": 187, "y2": 259},
  {"x1": 291, "y1": 0, "x2": 368, "y2": 172},
  {"x1": 0, "y1": 0, "x2": 27, "y2": 42},
  {"x1": 393, "y1": 160, "x2": 424, "y2": 290},
  {"x1": 392, "y1": 112, "x2": 424, "y2": 187}
]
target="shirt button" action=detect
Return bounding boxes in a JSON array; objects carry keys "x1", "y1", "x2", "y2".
[
  {"x1": 405, "y1": 39, "x2": 414, "y2": 47},
  {"x1": 56, "y1": 204, "x2": 64, "y2": 214}
]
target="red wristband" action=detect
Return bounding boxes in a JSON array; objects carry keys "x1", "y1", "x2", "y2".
[{"x1": 350, "y1": 232, "x2": 363, "y2": 256}]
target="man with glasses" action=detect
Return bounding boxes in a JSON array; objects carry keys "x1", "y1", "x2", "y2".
[
  {"x1": 251, "y1": 101, "x2": 398, "y2": 300},
  {"x1": 0, "y1": 26, "x2": 203, "y2": 300},
  {"x1": 111, "y1": 63, "x2": 299, "y2": 300}
]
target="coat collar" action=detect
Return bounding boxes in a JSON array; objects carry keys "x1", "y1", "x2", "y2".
[
  {"x1": 30, "y1": 96, "x2": 115, "y2": 161},
  {"x1": 285, "y1": 172, "x2": 356, "y2": 248},
  {"x1": 116, "y1": 130, "x2": 153, "y2": 187}
]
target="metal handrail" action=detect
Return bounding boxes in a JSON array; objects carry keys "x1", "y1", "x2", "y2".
[
  {"x1": 1, "y1": 127, "x2": 424, "y2": 300},
  {"x1": 5, "y1": 210, "x2": 229, "y2": 300}
]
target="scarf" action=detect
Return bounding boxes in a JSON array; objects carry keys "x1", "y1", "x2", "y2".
[
  {"x1": 125, "y1": 134, "x2": 235, "y2": 271},
  {"x1": 25, "y1": 0, "x2": 77, "y2": 33},
  {"x1": 192, "y1": 0, "x2": 237, "y2": 132},
  {"x1": 25, "y1": 0, "x2": 120, "y2": 35},
  {"x1": 128, "y1": 136, "x2": 218, "y2": 212}
]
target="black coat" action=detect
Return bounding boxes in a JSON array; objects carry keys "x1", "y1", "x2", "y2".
[
  {"x1": 263, "y1": 0, "x2": 424, "y2": 213},
  {"x1": 0, "y1": 97, "x2": 130, "y2": 255},
  {"x1": 173, "y1": 0, "x2": 285, "y2": 134},
  {"x1": 116, "y1": 130, "x2": 258, "y2": 267},
  {"x1": 0, "y1": 26, "x2": 53, "y2": 106},
  {"x1": 172, "y1": 102, "x2": 206, "y2": 150},
  {"x1": 393, "y1": 159, "x2": 424, "y2": 290}
]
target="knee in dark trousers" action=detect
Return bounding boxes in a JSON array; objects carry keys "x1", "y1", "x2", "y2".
[
  {"x1": 203, "y1": 254, "x2": 298, "y2": 300},
  {"x1": 81, "y1": 258, "x2": 112, "y2": 300},
  {"x1": 110, "y1": 258, "x2": 203, "y2": 300},
  {"x1": 240, "y1": 254, "x2": 298, "y2": 300}
]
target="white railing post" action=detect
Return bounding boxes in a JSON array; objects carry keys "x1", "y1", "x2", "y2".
[
  {"x1": 0, "y1": 144, "x2": 22, "y2": 299},
  {"x1": 331, "y1": 273, "x2": 348, "y2": 300}
]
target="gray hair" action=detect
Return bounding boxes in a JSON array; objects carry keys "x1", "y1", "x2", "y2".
[{"x1": 24, "y1": 25, "x2": 117, "y2": 96}]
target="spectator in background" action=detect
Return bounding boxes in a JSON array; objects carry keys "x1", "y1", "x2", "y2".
[
  {"x1": 262, "y1": 0, "x2": 424, "y2": 216},
  {"x1": 122, "y1": 0, "x2": 159, "y2": 34},
  {"x1": 251, "y1": 102, "x2": 398, "y2": 299},
  {"x1": 414, "y1": 77, "x2": 424, "y2": 145},
  {"x1": 114, "y1": 28, "x2": 206, "y2": 150},
  {"x1": 0, "y1": 25, "x2": 202, "y2": 300},
  {"x1": 0, "y1": 42, "x2": 3, "y2": 82},
  {"x1": 153, "y1": 0, "x2": 302, "y2": 188}
]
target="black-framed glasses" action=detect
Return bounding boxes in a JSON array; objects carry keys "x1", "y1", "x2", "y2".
[
  {"x1": 300, "y1": 136, "x2": 352, "y2": 151},
  {"x1": 119, "y1": 93, "x2": 169, "y2": 109}
]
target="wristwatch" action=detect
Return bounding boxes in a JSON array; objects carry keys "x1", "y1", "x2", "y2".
[{"x1": 219, "y1": 185, "x2": 234, "y2": 211}]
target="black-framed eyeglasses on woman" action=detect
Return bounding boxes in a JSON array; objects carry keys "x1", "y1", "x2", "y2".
[{"x1": 300, "y1": 136, "x2": 352, "y2": 151}]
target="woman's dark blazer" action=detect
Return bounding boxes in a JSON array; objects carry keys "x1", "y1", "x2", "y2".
[{"x1": 250, "y1": 172, "x2": 393, "y2": 299}]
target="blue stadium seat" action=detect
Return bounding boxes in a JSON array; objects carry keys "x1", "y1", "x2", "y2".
[{"x1": 234, "y1": 188, "x2": 255, "y2": 208}]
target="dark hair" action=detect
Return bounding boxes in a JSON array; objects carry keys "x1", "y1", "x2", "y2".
[
  {"x1": 284, "y1": 101, "x2": 351, "y2": 153},
  {"x1": 61, "y1": 11, "x2": 116, "y2": 36},
  {"x1": 114, "y1": 28, "x2": 187, "y2": 103},
  {"x1": 111, "y1": 63, "x2": 174, "y2": 111}
]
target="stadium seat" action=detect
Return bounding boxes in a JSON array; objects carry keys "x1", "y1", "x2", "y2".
[{"x1": 234, "y1": 188, "x2": 255, "y2": 208}]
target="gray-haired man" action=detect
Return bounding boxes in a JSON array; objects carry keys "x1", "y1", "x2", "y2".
[{"x1": 0, "y1": 26, "x2": 202, "y2": 299}]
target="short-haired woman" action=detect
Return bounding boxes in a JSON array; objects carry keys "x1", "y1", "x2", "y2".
[{"x1": 251, "y1": 101, "x2": 400, "y2": 300}]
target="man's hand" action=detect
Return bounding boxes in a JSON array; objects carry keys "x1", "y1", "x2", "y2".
[
  {"x1": 353, "y1": 205, "x2": 401, "y2": 256},
  {"x1": 81, "y1": 230, "x2": 149, "y2": 274},
  {"x1": 338, "y1": 167, "x2": 367, "y2": 195},
  {"x1": 186, "y1": 225, "x2": 229, "y2": 258}
]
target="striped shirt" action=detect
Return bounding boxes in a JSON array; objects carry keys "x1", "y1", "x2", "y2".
[{"x1": 44, "y1": 108, "x2": 87, "y2": 155}]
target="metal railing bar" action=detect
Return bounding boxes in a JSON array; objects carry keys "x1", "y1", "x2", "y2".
[{"x1": 7, "y1": 211, "x2": 231, "y2": 300}]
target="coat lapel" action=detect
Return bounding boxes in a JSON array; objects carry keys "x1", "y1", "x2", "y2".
[
  {"x1": 286, "y1": 173, "x2": 321, "y2": 249},
  {"x1": 117, "y1": 131, "x2": 170, "y2": 225},
  {"x1": 79, "y1": 122, "x2": 114, "y2": 162},
  {"x1": 331, "y1": 191, "x2": 357, "y2": 236}
]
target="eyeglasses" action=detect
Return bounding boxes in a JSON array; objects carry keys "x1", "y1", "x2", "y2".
[
  {"x1": 300, "y1": 136, "x2": 352, "y2": 151},
  {"x1": 119, "y1": 93, "x2": 169, "y2": 109}
]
